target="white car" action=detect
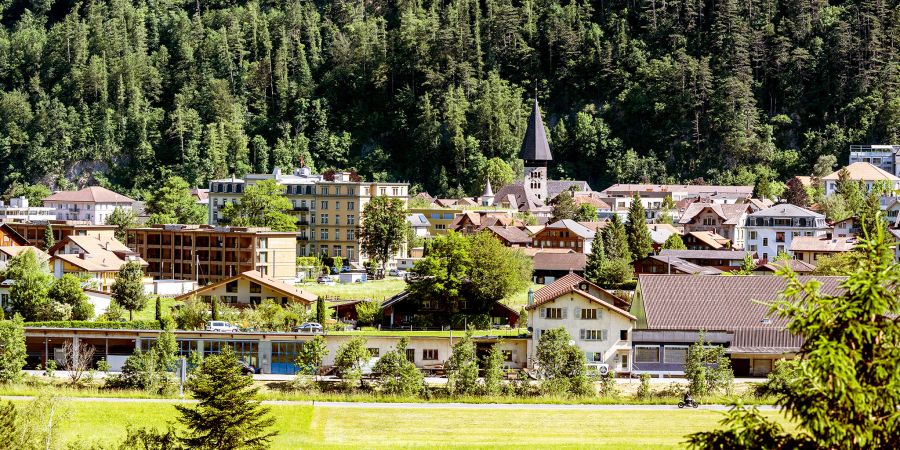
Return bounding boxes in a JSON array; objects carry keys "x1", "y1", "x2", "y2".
[
  {"x1": 206, "y1": 321, "x2": 239, "y2": 332},
  {"x1": 389, "y1": 269, "x2": 408, "y2": 277}
]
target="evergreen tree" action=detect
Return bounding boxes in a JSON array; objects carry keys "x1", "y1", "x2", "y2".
[
  {"x1": 112, "y1": 260, "x2": 148, "y2": 321},
  {"x1": 177, "y1": 348, "x2": 277, "y2": 449},
  {"x1": 584, "y1": 234, "x2": 606, "y2": 285},
  {"x1": 550, "y1": 190, "x2": 578, "y2": 222},
  {"x1": 625, "y1": 194, "x2": 654, "y2": 261},
  {"x1": 315, "y1": 297, "x2": 326, "y2": 325},
  {"x1": 661, "y1": 234, "x2": 687, "y2": 250},
  {"x1": 602, "y1": 215, "x2": 630, "y2": 261},
  {"x1": 42, "y1": 224, "x2": 55, "y2": 250}
]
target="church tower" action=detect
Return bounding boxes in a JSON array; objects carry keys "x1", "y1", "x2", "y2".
[{"x1": 520, "y1": 98, "x2": 553, "y2": 203}]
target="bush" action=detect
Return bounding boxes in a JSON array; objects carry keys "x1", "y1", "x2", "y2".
[
  {"x1": 636, "y1": 373, "x2": 652, "y2": 399},
  {"x1": 0, "y1": 316, "x2": 26, "y2": 383},
  {"x1": 373, "y1": 338, "x2": 423, "y2": 396},
  {"x1": 173, "y1": 297, "x2": 208, "y2": 331},
  {"x1": 24, "y1": 320, "x2": 162, "y2": 330}
]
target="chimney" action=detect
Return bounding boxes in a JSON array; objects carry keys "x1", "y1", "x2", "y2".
[{"x1": 527, "y1": 287, "x2": 535, "y2": 306}]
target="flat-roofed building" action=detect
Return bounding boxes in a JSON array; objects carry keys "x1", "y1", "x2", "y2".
[
  {"x1": 127, "y1": 225, "x2": 299, "y2": 284},
  {"x1": 0, "y1": 197, "x2": 55, "y2": 221},
  {"x1": 3, "y1": 220, "x2": 117, "y2": 249}
]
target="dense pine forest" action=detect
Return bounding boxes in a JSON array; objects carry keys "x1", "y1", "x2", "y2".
[{"x1": 0, "y1": 0, "x2": 897, "y2": 199}]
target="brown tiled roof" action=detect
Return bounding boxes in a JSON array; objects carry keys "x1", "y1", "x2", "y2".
[
  {"x1": 683, "y1": 231, "x2": 730, "y2": 249},
  {"x1": 529, "y1": 273, "x2": 634, "y2": 319},
  {"x1": 660, "y1": 249, "x2": 754, "y2": 260},
  {"x1": 532, "y1": 252, "x2": 587, "y2": 271},
  {"x1": 789, "y1": 236, "x2": 856, "y2": 253},
  {"x1": 679, "y1": 203, "x2": 751, "y2": 225},
  {"x1": 175, "y1": 270, "x2": 316, "y2": 304},
  {"x1": 636, "y1": 274, "x2": 846, "y2": 350},
  {"x1": 821, "y1": 162, "x2": 900, "y2": 181},
  {"x1": 486, "y1": 225, "x2": 531, "y2": 245},
  {"x1": 515, "y1": 247, "x2": 574, "y2": 257},
  {"x1": 43, "y1": 186, "x2": 135, "y2": 204},
  {"x1": 49, "y1": 235, "x2": 146, "y2": 273},
  {"x1": 0, "y1": 246, "x2": 48, "y2": 260},
  {"x1": 577, "y1": 220, "x2": 610, "y2": 232}
]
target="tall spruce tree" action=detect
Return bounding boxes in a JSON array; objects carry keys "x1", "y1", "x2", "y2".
[
  {"x1": 625, "y1": 194, "x2": 654, "y2": 261},
  {"x1": 584, "y1": 232, "x2": 606, "y2": 284},
  {"x1": 602, "y1": 215, "x2": 630, "y2": 261}
]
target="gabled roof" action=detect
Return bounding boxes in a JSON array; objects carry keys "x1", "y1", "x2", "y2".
[
  {"x1": 789, "y1": 236, "x2": 856, "y2": 253},
  {"x1": 0, "y1": 223, "x2": 29, "y2": 245},
  {"x1": 486, "y1": 225, "x2": 531, "y2": 245},
  {"x1": 600, "y1": 184, "x2": 754, "y2": 197},
  {"x1": 748, "y1": 203, "x2": 825, "y2": 219},
  {"x1": 684, "y1": 231, "x2": 729, "y2": 249},
  {"x1": 821, "y1": 162, "x2": 900, "y2": 181},
  {"x1": 519, "y1": 99, "x2": 552, "y2": 162},
  {"x1": 0, "y1": 246, "x2": 49, "y2": 260},
  {"x1": 548, "y1": 180, "x2": 590, "y2": 199},
  {"x1": 48, "y1": 235, "x2": 146, "y2": 273},
  {"x1": 532, "y1": 252, "x2": 587, "y2": 271},
  {"x1": 175, "y1": 270, "x2": 316, "y2": 303},
  {"x1": 492, "y1": 182, "x2": 551, "y2": 213},
  {"x1": 660, "y1": 249, "x2": 755, "y2": 260},
  {"x1": 528, "y1": 273, "x2": 634, "y2": 319},
  {"x1": 542, "y1": 219, "x2": 595, "y2": 239},
  {"x1": 679, "y1": 203, "x2": 751, "y2": 225},
  {"x1": 754, "y1": 259, "x2": 816, "y2": 273},
  {"x1": 643, "y1": 255, "x2": 723, "y2": 275},
  {"x1": 646, "y1": 223, "x2": 679, "y2": 245},
  {"x1": 43, "y1": 186, "x2": 135, "y2": 204}
]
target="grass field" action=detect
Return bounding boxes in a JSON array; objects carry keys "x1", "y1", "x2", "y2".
[
  {"x1": 132, "y1": 296, "x2": 180, "y2": 321},
  {"x1": 300, "y1": 277, "x2": 408, "y2": 301},
  {"x1": 46, "y1": 400, "x2": 792, "y2": 449}
]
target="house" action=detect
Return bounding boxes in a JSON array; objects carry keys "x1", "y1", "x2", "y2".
[
  {"x1": 526, "y1": 274, "x2": 635, "y2": 373},
  {"x1": 379, "y1": 291, "x2": 520, "y2": 329},
  {"x1": 0, "y1": 246, "x2": 49, "y2": 270},
  {"x1": 0, "y1": 197, "x2": 56, "y2": 221},
  {"x1": 646, "y1": 223, "x2": 680, "y2": 252},
  {"x1": 821, "y1": 162, "x2": 900, "y2": 196},
  {"x1": 633, "y1": 255, "x2": 722, "y2": 275},
  {"x1": 599, "y1": 184, "x2": 754, "y2": 221},
  {"x1": 744, "y1": 204, "x2": 830, "y2": 260},
  {"x1": 530, "y1": 220, "x2": 595, "y2": 254},
  {"x1": 190, "y1": 188, "x2": 209, "y2": 207},
  {"x1": 831, "y1": 217, "x2": 861, "y2": 238},
  {"x1": 485, "y1": 225, "x2": 532, "y2": 247},
  {"x1": 746, "y1": 198, "x2": 776, "y2": 212},
  {"x1": 452, "y1": 211, "x2": 522, "y2": 234},
  {"x1": 683, "y1": 230, "x2": 730, "y2": 250},
  {"x1": 406, "y1": 213, "x2": 431, "y2": 238},
  {"x1": 753, "y1": 259, "x2": 816, "y2": 275},
  {"x1": 174, "y1": 270, "x2": 315, "y2": 307},
  {"x1": 631, "y1": 274, "x2": 845, "y2": 376},
  {"x1": 47, "y1": 235, "x2": 148, "y2": 292},
  {"x1": 848, "y1": 144, "x2": 900, "y2": 177},
  {"x1": 43, "y1": 186, "x2": 135, "y2": 225},
  {"x1": 790, "y1": 236, "x2": 856, "y2": 265},
  {"x1": 532, "y1": 251, "x2": 588, "y2": 284},
  {"x1": 409, "y1": 207, "x2": 463, "y2": 235},
  {"x1": 679, "y1": 203, "x2": 753, "y2": 249},
  {"x1": 0, "y1": 223, "x2": 29, "y2": 247},
  {"x1": 658, "y1": 249, "x2": 754, "y2": 272}
]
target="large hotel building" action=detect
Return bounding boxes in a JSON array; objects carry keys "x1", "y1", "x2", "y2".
[{"x1": 207, "y1": 167, "x2": 409, "y2": 262}]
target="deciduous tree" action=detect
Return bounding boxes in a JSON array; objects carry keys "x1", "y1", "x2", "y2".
[
  {"x1": 112, "y1": 260, "x2": 148, "y2": 321},
  {"x1": 221, "y1": 179, "x2": 295, "y2": 231},
  {"x1": 359, "y1": 196, "x2": 408, "y2": 272}
]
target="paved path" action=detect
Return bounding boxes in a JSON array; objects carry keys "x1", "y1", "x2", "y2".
[{"x1": 0, "y1": 395, "x2": 777, "y2": 411}]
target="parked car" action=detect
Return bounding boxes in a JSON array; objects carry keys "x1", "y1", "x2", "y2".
[
  {"x1": 206, "y1": 321, "x2": 239, "y2": 332},
  {"x1": 317, "y1": 275, "x2": 335, "y2": 285},
  {"x1": 330, "y1": 267, "x2": 339, "y2": 275},
  {"x1": 340, "y1": 266, "x2": 351, "y2": 273},
  {"x1": 293, "y1": 322, "x2": 324, "y2": 333},
  {"x1": 389, "y1": 269, "x2": 408, "y2": 277},
  {"x1": 238, "y1": 360, "x2": 256, "y2": 376}
]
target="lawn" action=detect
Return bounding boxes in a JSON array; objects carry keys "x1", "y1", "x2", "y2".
[
  {"x1": 132, "y1": 296, "x2": 180, "y2": 322},
  {"x1": 501, "y1": 283, "x2": 542, "y2": 310},
  {"x1": 300, "y1": 277, "x2": 408, "y2": 301},
  {"x1": 45, "y1": 400, "x2": 792, "y2": 449}
]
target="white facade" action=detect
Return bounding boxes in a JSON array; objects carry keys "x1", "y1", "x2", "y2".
[
  {"x1": 528, "y1": 290, "x2": 634, "y2": 373},
  {"x1": 849, "y1": 144, "x2": 900, "y2": 176},
  {"x1": 0, "y1": 197, "x2": 55, "y2": 221},
  {"x1": 43, "y1": 187, "x2": 135, "y2": 225},
  {"x1": 744, "y1": 205, "x2": 829, "y2": 261}
]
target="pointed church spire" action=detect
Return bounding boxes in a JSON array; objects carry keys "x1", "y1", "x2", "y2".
[
  {"x1": 519, "y1": 98, "x2": 553, "y2": 162},
  {"x1": 482, "y1": 176, "x2": 494, "y2": 197}
]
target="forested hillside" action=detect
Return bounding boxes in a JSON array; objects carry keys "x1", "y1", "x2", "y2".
[{"x1": 0, "y1": 0, "x2": 897, "y2": 199}]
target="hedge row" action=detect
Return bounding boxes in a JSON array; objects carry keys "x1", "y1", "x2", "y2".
[{"x1": 24, "y1": 320, "x2": 162, "y2": 330}]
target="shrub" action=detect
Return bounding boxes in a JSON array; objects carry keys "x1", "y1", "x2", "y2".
[
  {"x1": 636, "y1": 373, "x2": 652, "y2": 399},
  {"x1": 0, "y1": 315, "x2": 26, "y2": 383},
  {"x1": 173, "y1": 297, "x2": 208, "y2": 331},
  {"x1": 373, "y1": 338, "x2": 423, "y2": 396},
  {"x1": 25, "y1": 320, "x2": 162, "y2": 330}
]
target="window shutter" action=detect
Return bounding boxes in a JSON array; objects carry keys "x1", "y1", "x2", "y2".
[
  {"x1": 540, "y1": 308, "x2": 546, "y2": 319},
  {"x1": 579, "y1": 329, "x2": 585, "y2": 340},
  {"x1": 597, "y1": 309, "x2": 603, "y2": 320},
  {"x1": 562, "y1": 308, "x2": 568, "y2": 319},
  {"x1": 575, "y1": 307, "x2": 581, "y2": 319},
  {"x1": 602, "y1": 330, "x2": 608, "y2": 341},
  {"x1": 584, "y1": 351, "x2": 592, "y2": 362}
]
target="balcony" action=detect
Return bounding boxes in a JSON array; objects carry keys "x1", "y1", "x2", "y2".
[
  {"x1": 297, "y1": 235, "x2": 309, "y2": 241},
  {"x1": 297, "y1": 219, "x2": 310, "y2": 226},
  {"x1": 293, "y1": 205, "x2": 310, "y2": 212}
]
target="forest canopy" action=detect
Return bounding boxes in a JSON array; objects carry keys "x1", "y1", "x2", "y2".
[{"x1": 0, "y1": 0, "x2": 896, "y2": 200}]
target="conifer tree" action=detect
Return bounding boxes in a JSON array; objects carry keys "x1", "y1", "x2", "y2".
[
  {"x1": 625, "y1": 194, "x2": 654, "y2": 261},
  {"x1": 584, "y1": 233, "x2": 606, "y2": 285}
]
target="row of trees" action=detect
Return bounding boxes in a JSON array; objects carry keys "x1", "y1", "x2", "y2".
[{"x1": 582, "y1": 193, "x2": 658, "y2": 287}]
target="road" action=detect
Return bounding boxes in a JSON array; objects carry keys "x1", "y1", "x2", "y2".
[{"x1": 0, "y1": 395, "x2": 777, "y2": 411}]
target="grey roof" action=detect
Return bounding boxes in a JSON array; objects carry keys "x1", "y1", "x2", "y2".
[
  {"x1": 492, "y1": 182, "x2": 551, "y2": 212},
  {"x1": 406, "y1": 214, "x2": 430, "y2": 227},
  {"x1": 544, "y1": 219, "x2": 595, "y2": 239},
  {"x1": 646, "y1": 255, "x2": 723, "y2": 275},
  {"x1": 519, "y1": 99, "x2": 552, "y2": 162},
  {"x1": 548, "y1": 180, "x2": 591, "y2": 199},
  {"x1": 482, "y1": 177, "x2": 494, "y2": 198},
  {"x1": 748, "y1": 203, "x2": 824, "y2": 218},
  {"x1": 659, "y1": 249, "x2": 755, "y2": 260}
]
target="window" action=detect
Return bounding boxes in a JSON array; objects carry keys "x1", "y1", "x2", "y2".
[
  {"x1": 422, "y1": 349, "x2": 438, "y2": 360},
  {"x1": 541, "y1": 307, "x2": 564, "y2": 319},
  {"x1": 226, "y1": 280, "x2": 238, "y2": 293},
  {"x1": 347, "y1": 201, "x2": 355, "y2": 210},
  {"x1": 578, "y1": 308, "x2": 598, "y2": 320},
  {"x1": 405, "y1": 348, "x2": 415, "y2": 362},
  {"x1": 335, "y1": 201, "x2": 341, "y2": 211},
  {"x1": 502, "y1": 350, "x2": 513, "y2": 362},
  {"x1": 334, "y1": 215, "x2": 340, "y2": 225},
  {"x1": 347, "y1": 215, "x2": 356, "y2": 225},
  {"x1": 635, "y1": 346, "x2": 660, "y2": 363},
  {"x1": 320, "y1": 201, "x2": 328, "y2": 210},
  {"x1": 775, "y1": 232, "x2": 785, "y2": 243},
  {"x1": 749, "y1": 231, "x2": 757, "y2": 240},
  {"x1": 430, "y1": 213, "x2": 440, "y2": 219},
  {"x1": 258, "y1": 238, "x2": 267, "y2": 249},
  {"x1": 580, "y1": 329, "x2": 607, "y2": 341},
  {"x1": 346, "y1": 229, "x2": 354, "y2": 240},
  {"x1": 249, "y1": 282, "x2": 261, "y2": 293},
  {"x1": 320, "y1": 229, "x2": 329, "y2": 240},
  {"x1": 664, "y1": 346, "x2": 688, "y2": 364},
  {"x1": 762, "y1": 237, "x2": 769, "y2": 246},
  {"x1": 320, "y1": 214, "x2": 328, "y2": 224},
  {"x1": 620, "y1": 330, "x2": 628, "y2": 340},
  {"x1": 368, "y1": 348, "x2": 380, "y2": 357},
  {"x1": 443, "y1": 213, "x2": 454, "y2": 220},
  {"x1": 702, "y1": 217, "x2": 716, "y2": 226}
]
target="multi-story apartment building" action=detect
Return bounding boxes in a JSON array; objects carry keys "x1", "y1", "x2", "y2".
[
  {"x1": 408, "y1": 207, "x2": 463, "y2": 235},
  {"x1": 42, "y1": 186, "x2": 135, "y2": 225},
  {"x1": 744, "y1": 204, "x2": 829, "y2": 261},
  {"x1": 0, "y1": 197, "x2": 56, "y2": 221},
  {"x1": 848, "y1": 144, "x2": 900, "y2": 176},
  {"x1": 821, "y1": 162, "x2": 900, "y2": 196},
  {"x1": 598, "y1": 184, "x2": 754, "y2": 221},
  {"x1": 127, "y1": 225, "x2": 298, "y2": 284},
  {"x1": 208, "y1": 167, "x2": 409, "y2": 263},
  {"x1": 3, "y1": 220, "x2": 117, "y2": 249}
]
